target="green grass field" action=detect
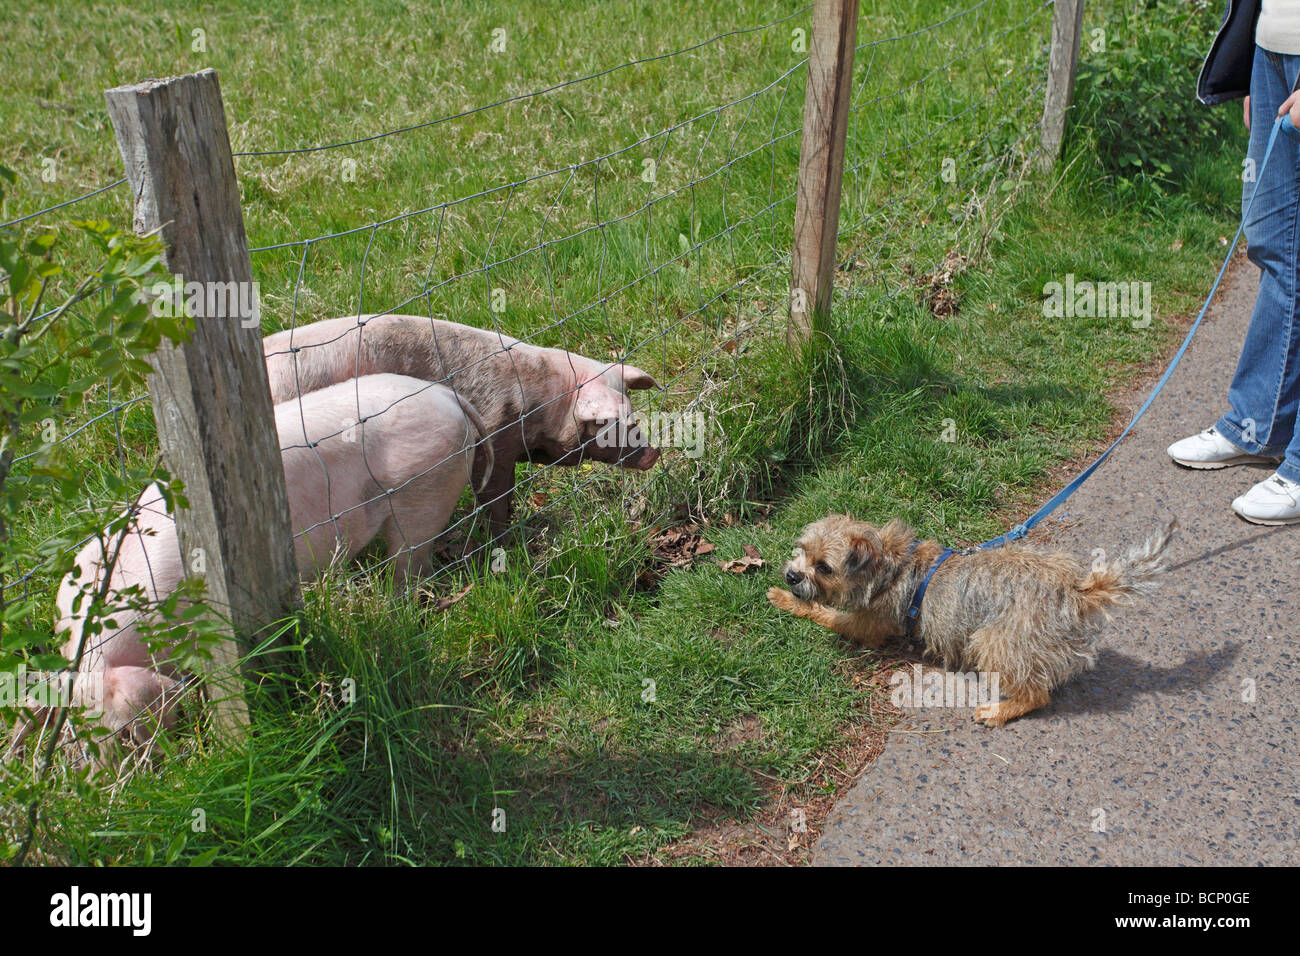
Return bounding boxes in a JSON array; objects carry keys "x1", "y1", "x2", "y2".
[{"x1": 0, "y1": 0, "x2": 1243, "y2": 864}]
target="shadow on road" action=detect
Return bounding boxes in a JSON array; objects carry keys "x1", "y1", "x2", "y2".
[{"x1": 1049, "y1": 643, "x2": 1243, "y2": 718}]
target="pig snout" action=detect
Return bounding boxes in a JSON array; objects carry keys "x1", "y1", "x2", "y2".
[
  {"x1": 621, "y1": 418, "x2": 660, "y2": 470},
  {"x1": 627, "y1": 444, "x2": 659, "y2": 470},
  {"x1": 588, "y1": 416, "x2": 659, "y2": 470}
]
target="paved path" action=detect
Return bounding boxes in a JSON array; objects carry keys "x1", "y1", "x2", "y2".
[{"x1": 815, "y1": 261, "x2": 1300, "y2": 866}]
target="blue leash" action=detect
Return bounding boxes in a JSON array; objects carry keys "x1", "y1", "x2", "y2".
[{"x1": 905, "y1": 115, "x2": 1295, "y2": 637}]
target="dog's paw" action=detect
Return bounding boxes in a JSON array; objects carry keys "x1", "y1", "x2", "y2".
[
  {"x1": 767, "y1": 587, "x2": 798, "y2": 612},
  {"x1": 973, "y1": 703, "x2": 1008, "y2": 728}
]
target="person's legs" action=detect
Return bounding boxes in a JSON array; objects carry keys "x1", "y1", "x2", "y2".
[{"x1": 1215, "y1": 47, "x2": 1300, "y2": 461}]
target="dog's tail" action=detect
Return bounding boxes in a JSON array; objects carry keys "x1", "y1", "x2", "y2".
[
  {"x1": 1079, "y1": 517, "x2": 1178, "y2": 607},
  {"x1": 452, "y1": 393, "x2": 495, "y2": 494}
]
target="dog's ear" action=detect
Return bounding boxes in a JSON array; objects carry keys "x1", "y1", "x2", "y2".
[
  {"x1": 879, "y1": 518, "x2": 916, "y2": 552},
  {"x1": 845, "y1": 531, "x2": 882, "y2": 573}
]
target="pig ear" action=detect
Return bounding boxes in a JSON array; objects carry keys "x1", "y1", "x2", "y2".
[
  {"x1": 574, "y1": 381, "x2": 628, "y2": 422},
  {"x1": 619, "y1": 364, "x2": 658, "y2": 390}
]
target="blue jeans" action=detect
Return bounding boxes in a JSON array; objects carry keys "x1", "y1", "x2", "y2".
[{"x1": 1216, "y1": 45, "x2": 1300, "y2": 483}]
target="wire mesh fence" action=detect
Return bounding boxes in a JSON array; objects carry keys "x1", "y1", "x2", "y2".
[{"x1": 2, "y1": 0, "x2": 1059, "y2": 759}]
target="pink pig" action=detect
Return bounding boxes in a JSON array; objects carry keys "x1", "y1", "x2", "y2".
[
  {"x1": 263, "y1": 314, "x2": 661, "y2": 531},
  {"x1": 23, "y1": 374, "x2": 489, "y2": 754}
]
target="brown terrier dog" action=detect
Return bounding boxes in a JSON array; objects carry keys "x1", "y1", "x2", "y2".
[{"x1": 768, "y1": 515, "x2": 1177, "y2": 726}]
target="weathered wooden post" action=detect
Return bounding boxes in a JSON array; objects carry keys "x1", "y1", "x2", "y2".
[
  {"x1": 789, "y1": 0, "x2": 859, "y2": 341},
  {"x1": 1039, "y1": 0, "x2": 1085, "y2": 172},
  {"x1": 105, "y1": 69, "x2": 300, "y2": 735}
]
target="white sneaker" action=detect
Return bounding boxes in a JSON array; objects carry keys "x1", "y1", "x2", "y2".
[
  {"x1": 1167, "y1": 427, "x2": 1278, "y2": 469},
  {"x1": 1232, "y1": 472, "x2": 1300, "y2": 525}
]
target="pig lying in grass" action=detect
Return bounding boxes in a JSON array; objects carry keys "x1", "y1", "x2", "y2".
[
  {"x1": 263, "y1": 314, "x2": 661, "y2": 531},
  {"x1": 18, "y1": 374, "x2": 490, "y2": 756}
]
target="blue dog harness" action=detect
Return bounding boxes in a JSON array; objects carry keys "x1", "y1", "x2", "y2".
[{"x1": 904, "y1": 545, "x2": 955, "y2": 639}]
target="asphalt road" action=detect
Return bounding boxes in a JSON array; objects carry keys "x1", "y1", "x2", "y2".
[{"x1": 814, "y1": 260, "x2": 1300, "y2": 866}]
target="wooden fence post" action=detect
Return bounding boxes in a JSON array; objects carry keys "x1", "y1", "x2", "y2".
[
  {"x1": 789, "y1": 0, "x2": 859, "y2": 341},
  {"x1": 105, "y1": 69, "x2": 300, "y2": 735},
  {"x1": 1039, "y1": 0, "x2": 1085, "y2": 172}
]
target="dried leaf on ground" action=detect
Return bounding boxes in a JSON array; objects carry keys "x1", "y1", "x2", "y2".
[
  {"x1": 917, "y1": 249, "x2": 969, "y2": 318},
  {"x1": 427, "y1": 582, "x2": 473, "y2": 613},
  {"x1": 717, "y1": 544, "x2": 764, "y2": 573}
]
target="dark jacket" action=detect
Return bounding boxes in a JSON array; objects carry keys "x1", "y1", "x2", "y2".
[{"x1": 1198, "y1": 0, "x2": 1259, "y2": 104}]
